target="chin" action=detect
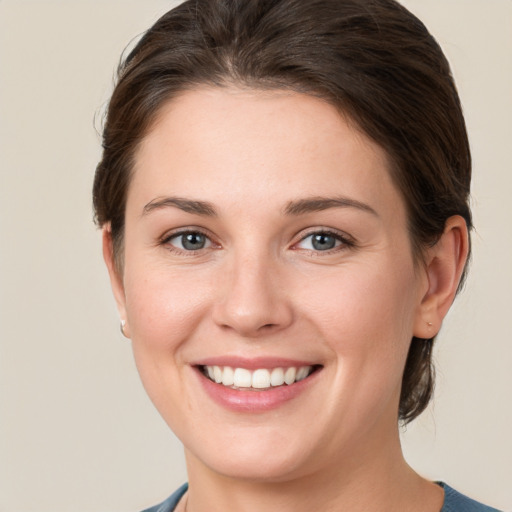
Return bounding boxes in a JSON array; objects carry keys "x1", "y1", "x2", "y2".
[
  {"x1": 184, "y1": 425, "x2": 319, "y2": 483},
  {"x1": 195, "y1": 450, "x2": 310, "y2": 483}
]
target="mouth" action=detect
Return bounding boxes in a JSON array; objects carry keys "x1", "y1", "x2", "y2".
[{"x1": 198, "y1": 364, "x2": 321, "y2": 391}]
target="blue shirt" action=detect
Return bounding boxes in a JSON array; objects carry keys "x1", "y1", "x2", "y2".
[{"x1": 141, "y1": 482, "x2": 503, "y2": 512}]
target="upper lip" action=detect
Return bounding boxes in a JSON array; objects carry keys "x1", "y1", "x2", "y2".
[{"x1": 191, "y1": 356, "x2": 321, "y2": 370}]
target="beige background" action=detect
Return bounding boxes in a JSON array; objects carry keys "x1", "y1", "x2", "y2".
[{"x1": 0, "y1": 1, "x2": 510, "y2": 511}]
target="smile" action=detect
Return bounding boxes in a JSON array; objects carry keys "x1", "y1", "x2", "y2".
[
  {"x1": 201, "y1": 365, "x2": 316, "y2": 390},
  {"x1": 194, "y1": 359, "x2": 322, "y2": 411}
]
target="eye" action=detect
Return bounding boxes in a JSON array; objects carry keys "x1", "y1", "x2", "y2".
[
  {"x1": 166, "y1": 231, "x2": 212, "y2": 251},
  {"x1": 295, "y1": 230, "x2": 350, "y2": 252}
]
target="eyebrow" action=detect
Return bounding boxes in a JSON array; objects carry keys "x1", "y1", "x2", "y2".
[
  {"x1": 142, "y1": 195, "x2": 377, "y2": 218},
  {"x1": 142, "y1": 196, "x2": 217, "y2": 217},
  {"x1": 284, "y1": 196, "x2": 378, "y2": 216}
]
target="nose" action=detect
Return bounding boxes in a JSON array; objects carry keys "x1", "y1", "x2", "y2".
[{"x1": 212, "y1": 251, "x2": 294, "y2": 338}]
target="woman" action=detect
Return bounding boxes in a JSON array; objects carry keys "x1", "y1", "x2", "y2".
[{"x1": 93, "y1": 0, "x2": 501, "y2": 510}]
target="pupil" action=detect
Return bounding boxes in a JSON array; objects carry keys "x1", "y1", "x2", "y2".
[
  {"x1": 312, "y1": 233, "x2": 335, "y2": 250},
  {"x1": 182, "y1": 233, "x2": 205, "y2": 250}
]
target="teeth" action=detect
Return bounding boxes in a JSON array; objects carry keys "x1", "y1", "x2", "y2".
[
  {"x1": 204, "y1": 365, "x2": 313, "y2": 389},
  {"x1": 270, "y1": 367, "x2": 285, "y2": 386},
  {"x1": 233, "y1": 368, "x2": 252, "y2": 387},
  {"x1": 296, "y1": 366, "x2": 309, "y2": 381},
  {"x1": 284, "y1": 367, "x2": 296, "y2": 385},
  {"x1": 252, "y1": 369, "x2": 271, "y2": 389},
  {"x1": 221, "y1": 366, "x2": 234, "y2": 386}
]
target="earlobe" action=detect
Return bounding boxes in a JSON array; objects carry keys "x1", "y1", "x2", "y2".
[
  {"x1": 102, "y1": 226, "x2": 130, "y2": 338},
  {"x1": 413, "y1": 215, "x2": 469, "y2": 339}
]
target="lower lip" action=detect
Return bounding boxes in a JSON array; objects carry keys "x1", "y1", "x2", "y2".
[{"x1": 195, "y1": 367, "x2": 321, "y2": 412}]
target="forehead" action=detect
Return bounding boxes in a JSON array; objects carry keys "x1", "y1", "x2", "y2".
[{"x1": 129, "y1": 86, "x2": 403, "y2": 218}]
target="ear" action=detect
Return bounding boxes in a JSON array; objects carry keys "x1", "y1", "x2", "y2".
[
  {"x1": 102, "y1": 226, "x2": 130, "y2": 338},
  {"x1": 413, "y1": 215, "x2": 469, "y2": 339}
]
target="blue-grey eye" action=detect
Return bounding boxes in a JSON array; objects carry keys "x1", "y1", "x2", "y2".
[
  {"x1": 297, "y1": 232, "x2": 342, "y2": 251},
  {"x1": 169, "y1": 232, "x2": 211, "y2": 251}
]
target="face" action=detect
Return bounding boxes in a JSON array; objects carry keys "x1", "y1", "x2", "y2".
[{"x1": 110, "y1": 87, "x2": 430, "y2": 481}]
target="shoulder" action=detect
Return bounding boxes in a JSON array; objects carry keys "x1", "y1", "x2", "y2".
[
  {"x1": 439, "y1": 483, "x2": 504, "y2": 512},
  {"x1": 138, "y1": 482, "x2": 506, "y2": 512},
  {"x1": 140, "y1": 484, "x2": 188, "y2": 512}
]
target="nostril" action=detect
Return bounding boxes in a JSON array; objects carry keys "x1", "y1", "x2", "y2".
[{"x1": 211, "y1": 281, "x2": 294, "y2": 336}]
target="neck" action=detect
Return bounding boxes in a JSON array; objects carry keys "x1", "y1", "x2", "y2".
[{"x1": 183, "y1": 423, "x2": 443, "y2": 512}]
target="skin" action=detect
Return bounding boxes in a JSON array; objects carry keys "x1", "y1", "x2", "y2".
[{"x1": 104, "y1": 87, "x2": 468, "y2": 512}]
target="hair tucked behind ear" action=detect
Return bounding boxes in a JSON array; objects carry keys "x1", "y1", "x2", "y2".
[
  {"x1": 400, "y1": 339, "x2": 435, "y2": 423},
  {"x1": 93, "y1": 0, "x2": 472, "y2": 423}
]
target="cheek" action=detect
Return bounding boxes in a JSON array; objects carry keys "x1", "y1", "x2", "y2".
[
  {"x1": 122, "y1": 264, "x2": 215, "y2": 429},
  {"x1": 123, "y1": 262, "x2": 213, "y2": 354},
  {"x1": 297, "y1": 256, "x2": 419, "y2": 376}
]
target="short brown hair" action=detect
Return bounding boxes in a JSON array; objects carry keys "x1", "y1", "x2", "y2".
[{"x1": 93, "y1": 0, "x2": 472, "y2": 423}]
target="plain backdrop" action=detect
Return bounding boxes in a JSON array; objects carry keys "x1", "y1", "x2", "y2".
[{"x1": 0, "y1": 1, "x2": 511, "y2": 511}]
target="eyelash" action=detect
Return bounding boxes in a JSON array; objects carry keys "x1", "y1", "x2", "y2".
[
  {"x1": 293, "y1": 229, "x2": 355, "y2": 254},
  {"x1": 160, "y1": 228, "x2": 355, "y2": 256},
  {"x1": 160, "y1": 228, "x2": 216, "y2": 255}
]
